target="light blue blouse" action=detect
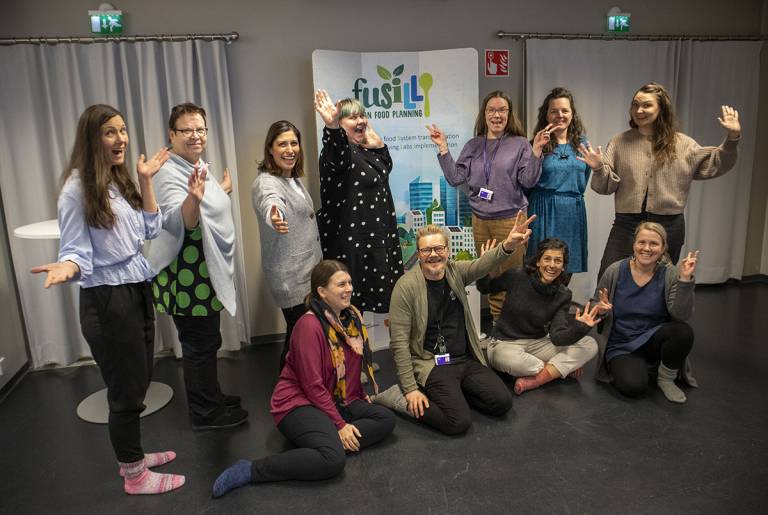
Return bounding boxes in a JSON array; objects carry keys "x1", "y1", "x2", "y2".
[{"x1": 57, "y1": 172, "x2": 161, "y2": 288}]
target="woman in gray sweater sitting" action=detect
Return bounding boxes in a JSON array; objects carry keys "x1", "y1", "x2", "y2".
[
  {"x1": 252, "y1": 121, "x2": 323, "y2": 369},
  {"x1": 591, "y1": 222, "x2": 699, "y2": 403},
  {"x1": 477, "y1": 238, "x2": 599, "y2": 395}
]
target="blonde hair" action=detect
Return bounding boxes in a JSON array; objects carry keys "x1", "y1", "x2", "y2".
[
  {"x1": 416, "y1": 224, "x2": 449, "y2": 249},
  {"x1": 633, "y1": 221, "x2": 671, "y2": 264}
]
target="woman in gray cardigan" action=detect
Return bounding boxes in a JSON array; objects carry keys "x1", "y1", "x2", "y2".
[
  {"x1": 592, "y1": 222, "x2": 699, "y2": 403},
  {"x1": 252, "y1": 121, "x2": 322, "y2": 368}
]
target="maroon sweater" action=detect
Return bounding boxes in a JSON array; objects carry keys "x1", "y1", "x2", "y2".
[{"x1": 270, "y1": 312, "x2": 365, "y2": 429}]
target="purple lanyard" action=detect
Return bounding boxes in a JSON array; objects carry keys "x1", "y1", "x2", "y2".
[{"x1": 482, "y1": 134, "x2": 505, "y2": 186}]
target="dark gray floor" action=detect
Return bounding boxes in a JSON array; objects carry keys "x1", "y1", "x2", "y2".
[{"x1": 1, "y1": 281, "x2": 767, "y2": 514}]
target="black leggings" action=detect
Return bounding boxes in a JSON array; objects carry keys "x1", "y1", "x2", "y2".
[
  {"x1": 279, "y1": 304, "x2": 307, "y2": 370},
  {"x1": 250, "y1": 400, "x2": 395, "y2": 482},
  {"x1": 608, "y1": 321, "x2": 694, "y2": 398}
]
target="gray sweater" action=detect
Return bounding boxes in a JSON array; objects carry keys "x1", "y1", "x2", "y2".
[
  {"x1": 593, "y1": 259, "x2": 696, "y2": 385},
  {"x1": 251, "y1": 170, "x2": 322, "y2": 308}
]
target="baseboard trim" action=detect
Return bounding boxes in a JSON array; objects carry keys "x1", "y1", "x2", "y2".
[{"x1": 0, "y1": 362, "x2": 30, "y2": 404}]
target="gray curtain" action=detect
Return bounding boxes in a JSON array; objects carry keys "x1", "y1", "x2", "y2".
[
  {"x1": 525, "y1": 39, "x2": 760, "y2": 301},
  {"x1": 0, "y1": 40, "x2": 251, "y2": 367}
]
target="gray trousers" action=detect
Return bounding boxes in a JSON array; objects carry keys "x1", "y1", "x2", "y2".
[{"x1": 488, "y1": 335, "x2": 598, "y2": 378}]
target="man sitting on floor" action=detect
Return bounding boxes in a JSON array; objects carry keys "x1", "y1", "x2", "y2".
[{"x1": 385, "y1": 213, "x2": 533, "y2": 435}]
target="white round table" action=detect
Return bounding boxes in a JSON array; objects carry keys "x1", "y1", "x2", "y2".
[{"x1": 14, "y1": 218, "x2": 174, "y2": 424}]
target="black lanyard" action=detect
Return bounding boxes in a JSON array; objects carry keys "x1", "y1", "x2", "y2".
[{"x1": 433, "y1": 282, "x2": 452, "y2": 353}]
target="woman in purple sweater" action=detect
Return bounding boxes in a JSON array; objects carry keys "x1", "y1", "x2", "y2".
[
  {"x1": 427, "y1": 91, "x2": 551, "y2": 319},
  {"x1": 212, "y1": 260, "x2": 395, "y2": 498}
]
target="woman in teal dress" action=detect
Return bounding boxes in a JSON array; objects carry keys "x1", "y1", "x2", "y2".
[{"x1": 526, "y1": 87, "x2": 591, "y2": 274}]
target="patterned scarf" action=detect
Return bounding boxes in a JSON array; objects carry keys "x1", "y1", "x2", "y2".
[{"x1": 308, "y1": 296, "x2": 378, "y2": 404}]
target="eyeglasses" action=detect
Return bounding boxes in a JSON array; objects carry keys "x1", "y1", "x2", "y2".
[
  {"x1": 417, "y1": 245, "x2": 448, "y2": 257},
  {"x1": 172, "y1": 127, "x2": 208, "y2": 138},
  {"x1": 485, "y1": 108, "x2": 509, "y2": 115}
]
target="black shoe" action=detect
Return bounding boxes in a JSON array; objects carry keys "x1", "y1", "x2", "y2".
[
  {"x1": 221, "y1": 393, "x2": 241, "y2": 408},
  {"x1": 192, "y1": 406, "x2": 249, "y2": 431}
]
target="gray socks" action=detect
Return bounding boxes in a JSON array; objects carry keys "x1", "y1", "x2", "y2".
[{"x1": 657, "y1": 363, "x2": 687, "y2": 403}]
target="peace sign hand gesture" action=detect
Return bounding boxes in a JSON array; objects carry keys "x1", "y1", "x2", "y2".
[
  {"x1": 717, "y1": 105, "x2": 741, "y2": 140},
  {"x1": 594, "y1": 287, "x2": 612, "y2": 315},
  {"x1": 532, "y1": 124, "x2": 554, "y2": 157},
  {"x1": 426, "y1": 124, "x2": 448, "y2": 153},
  {"x1": 502, "y1": 210, "x2": 536, "y2": 252},
  {"x1": 575, "y1": 300, "x2": 602, "y2": 328},
  {"x1": 678, "y1": 250, "x2": 700, "y2": 282},
  {"x1": 576, "y1": 141, "x2": 603, "y2": 170},
  {"x1": 314, "y1": 89, "x2": 340, "y2": 129}
]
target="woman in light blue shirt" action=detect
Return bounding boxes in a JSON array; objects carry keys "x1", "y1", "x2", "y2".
[{"x1": 32, "y1": 104, "x2": 185, "y2": 495}]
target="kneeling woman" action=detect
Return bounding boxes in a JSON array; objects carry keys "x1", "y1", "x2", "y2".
[
  {"x1": 592, "y1": 222, "x2": 699, "y2": 403},
  {"x1": 477, "y1": 238, "x2": 599, "y2": 395},
  {"x1": 213, "y1": 260, "x2": 395, "y2": 497}
]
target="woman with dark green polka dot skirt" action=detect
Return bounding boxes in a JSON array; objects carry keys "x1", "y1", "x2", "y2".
[{"x1": 148, "y1": 103, "x2": 247, "y2": 431}]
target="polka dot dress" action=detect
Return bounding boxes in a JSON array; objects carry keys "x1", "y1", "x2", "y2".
[
  {"x1": 153, "y1": 226, "x2": 223, "y2": 316},
  {"x1": 317, "y1": 127, "x2": 403, "y2": 313}
]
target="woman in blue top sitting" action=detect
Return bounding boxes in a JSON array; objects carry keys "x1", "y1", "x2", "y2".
[
  {"x1": 31, "y1": 105, "x2": 185, "y2": 494},
  {"x1": 526, "y1": 87, "x2": 591, "y2": 274},
  {"x1": 592, "y1": 221, "x2": 700, "y2": 403}
]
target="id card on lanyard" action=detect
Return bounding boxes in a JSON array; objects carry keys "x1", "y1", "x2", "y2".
[
  {"x1": 479, "y1": 134, "x2": 504, "y2": 202},
  {"x1": 433, "y1": 283, "x2": 455, "y2": 366}
]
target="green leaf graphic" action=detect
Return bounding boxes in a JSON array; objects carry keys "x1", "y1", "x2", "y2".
[
  {"x1": 393, "y1": 64, "x2": 405, "y2": 76},
  {"x1": 377, "y1": 66, "x2": 392, "y2": 80}
]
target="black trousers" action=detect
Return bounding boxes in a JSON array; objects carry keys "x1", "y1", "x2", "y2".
[
  {"x1": 598, "y1": 212, "x2": 686, "y2": 279},
  {"x1": 79, "y1": 282, "x2": 154, "y2": 463},
  {"x1": 279, "y1": 304, "x2": 307, "y2": 370},
  {"x1": 250, "y1": 400, "x2": 395, "y2": 482},
  {"x1": 172, "y1": 312, "x2": 224, "y2": 421},
  {"x1": 421, "y1": 359, "x2": 513, "y2": 435},
  {"x1": 608, "y1": 321, "x2": 694, "y2": 398}
]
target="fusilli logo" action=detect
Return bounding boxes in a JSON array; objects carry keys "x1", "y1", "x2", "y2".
[{"x1": 352, "y1": 65, "x2": 434, "y2": 118}]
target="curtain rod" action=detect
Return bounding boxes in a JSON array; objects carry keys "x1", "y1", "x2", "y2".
[
  {"x1": 0, "y1": 32, "x2": 239, "y2": 46},
  {"x1": 496, "y1": 31, "x2": 768, "y2": 41}
]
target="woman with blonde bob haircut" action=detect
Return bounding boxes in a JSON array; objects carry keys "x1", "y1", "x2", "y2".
[
  {"x1": 591, "y1": 222, "x2": 701, "y2": 403},
  {"x1": 580, "y1": 82, "x2": 741, "y2": 278}
]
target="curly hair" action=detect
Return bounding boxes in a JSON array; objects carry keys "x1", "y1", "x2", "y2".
[
  {"x1": 531, "y1": 87, "x2": 586, "y2": 155},
  {"x1": 629, "y1": 83, "x2": 679, "y2": 165}
]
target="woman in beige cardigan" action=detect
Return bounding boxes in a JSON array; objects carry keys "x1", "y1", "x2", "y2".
[{"x1": 578, "y1": 82, "x2": 741, "y2": 278}]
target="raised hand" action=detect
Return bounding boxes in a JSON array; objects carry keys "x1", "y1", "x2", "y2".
[
  {"x1": 338, "y1": 423, "x2": 362, "y2": 452},
  {"x1": 270, "y1": 205, "x2": 289, "y2": 233},
  {"x1": 576, "y1": 141, "x2": 603, "y2": 170},
  {"x1": 220, "y1": 167, "x2": 232, "y2": 194},
  {"x1": 532, "y1": 123, "x2": 554, "y2": 156},
  {"x1": 30, "y1": 261, "x2": 79, "y2": 288},
  {"x1": 362, "y1": 123, "x2": 384, "y2": 149},
  {"x1": 678, "y1": 250, "x2": 700, "y2": 282},
  {"x1": 314, "y1": 89, "x2": 340, "y2": 129},
  {"x1": 575, "y1": 300, "x2": 602, "y2": 327},
  {"x1": 426, "y1": 123, "x2": 447, "y2": 152},
  {"x1": 136, "y1": 147, "x2": 170, "y2": 180},
  {"x1": 595, "y1": 287, "x2": 612, "y2": 315},
  {"x1": 717, "y1": 105, "x2": 741, "y2": 140},
  {"x1": 187, "y1": 165, "x2": 206, "y2": 203},
  {"x1": 502, "y1": 210, "x2": 536, "y2": 252},
  {"x1": 480, "y1": 238, "x2": 497, "y2": 257}
]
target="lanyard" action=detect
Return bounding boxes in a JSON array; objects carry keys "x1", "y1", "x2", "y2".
[
  {"x1": 432, "y1": 282, "x2": 452, "y2": 353},
  {"x1": 482, "y1": 133, "x2": 505, "y2": 186}
]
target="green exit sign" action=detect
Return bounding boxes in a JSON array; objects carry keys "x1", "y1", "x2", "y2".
[
  {"x1": 89, "y1": 10, "x2": 123, "y2": 35},
  {"x1": 607, "y1": 13, "x2": 631, "y2": 32}
]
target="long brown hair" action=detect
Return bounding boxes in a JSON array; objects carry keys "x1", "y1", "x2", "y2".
[
  {"x1": 629, "y1": 82, "x2": 678, "y2": 165},
  {"x1": 474, "y1": 90, "x2": 525, "y2": 138},
  {"x1": 305, "y1": 260, "x2": 350, "y2": 307},
  {"x1": 258, "y1": 120, "x2": 305, "y2": 178},
  {"x1": 532, "y1": 87, "x2": 586, "y2": 155},
  {"x1": 60, "y1": 105, "x2": 141, "y2": 229}
]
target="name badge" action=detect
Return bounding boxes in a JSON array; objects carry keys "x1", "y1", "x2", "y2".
[
  {"x1": 478, "y1": 187, "x2": 494, "y2": 201},
  {"x1": 435, "y1": 353, "x2": 451, "y2": 366}
]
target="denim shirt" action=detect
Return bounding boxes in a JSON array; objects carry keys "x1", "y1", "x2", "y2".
[{"x1": 57, "y1": 172, "x2": 161, "y2": 288}]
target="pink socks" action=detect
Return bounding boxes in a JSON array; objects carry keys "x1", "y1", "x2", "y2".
[
  {"x1": 119, "y1": 451, "x2": 177, "y2": 477},
  {"x1": 119, "y1": 456, "x2": 185, "y2": 495},
  {"x1": 514, "y1": 367, "x2": 554, "y2": 395}
]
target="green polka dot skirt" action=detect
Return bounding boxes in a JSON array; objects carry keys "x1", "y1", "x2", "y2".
[{"x1": 153, "y1": 226, "x2": 223, "y2": 316}]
